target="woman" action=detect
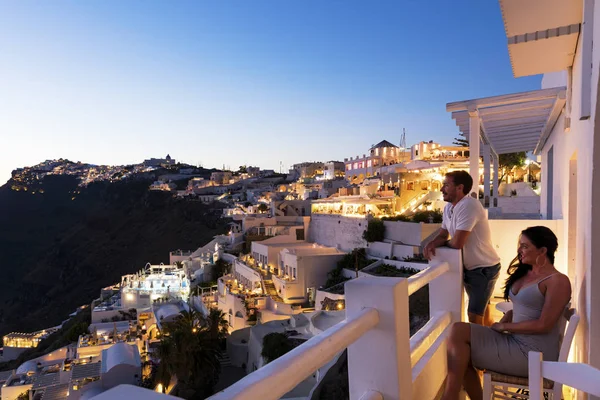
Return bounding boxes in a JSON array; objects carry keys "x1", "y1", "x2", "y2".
[{"x1": 441, "y1": 226, "x2": 571, "y2": 400}]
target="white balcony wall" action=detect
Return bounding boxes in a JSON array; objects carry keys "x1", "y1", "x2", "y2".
[
  {"x1": 217, "y1": 288, "x2": 247, "y2": 332},
  {"x1": 2, "y1": 382, "x2": 33, "y2": 400},
  {"x1": 91, "y1": 309, "x2": 123, "y2": 324},
  {"x1": 367, "y1": 241, "x2": 393, "y2": 258},
  {"x1": 392, "y1": 244, "x2": 419, "y2": 260},
  {"x1": 233, "y1": 260, "x2": 262, "y2": 289},
  {"x1": 272, "y1": 275, "x2": 303, "y2": 302},
  {"x1": 383, "y1": 221, "x2": 441, "y2": 246},
  {"x1": 208, "y1": 248, "x2": 463, "y2": 400},
  {"x1": 534, "y1": 7, "x2": 600, "y2": 385},
  {"x1": 314, "y1": 290, "x2": 345, "y2": 311}
]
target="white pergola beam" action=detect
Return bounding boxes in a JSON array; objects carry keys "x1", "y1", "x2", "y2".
[
  {"x1": 486, "y1": 127, "x2": 542, "y2": 141},
  {"x1": 492, "y1": 139, "x2": 539, "y2": 149},
  {"x1": 451, "y1": 100, "x2": 554, "y2": 121},
  {"x1": 468, "y1": 109, "x2": 481, "y2": 196},
  {"x1": 491, "y1": 139, "x2": 540, "y2": 151},
  {"x1": 477, "y1": 99, "x2": 556, "y2": 116},
  {"x1": 484, "y1": 116, "x2": 550, "y2": 130},
  {"x1": 463, "y1": 127, "x2": 545, "y2": 139},
  {"x1": 494, "y1": 145, "x2": 537, "y2": 154},
  {"x1": 448, "y1": 87, "x2": 567, "y2": 160},
  {"x1": 463, "y1": 122, "x2": 546, "y2": 133},
  {"x1": 446, "y1": 87, "x2": 566, "y2": 112},
  {"x1": 485, "y1": 124, "x2": 546, "y2": 135},
  {"x1": 483, "y1": 108, "x2": 551, "y2": 122},
  {"x1": 461, "y1": 128, "x2": 546, "y2": 140},
  {"x1": 534, "y1": 93, "x2": 567, "y2": 154},
  {"x1": 492, "y1": 152, "x2": 499, "y2": 206},
  {"x1": 483, "y1": 144, "x2": 491, "y2": 206}
]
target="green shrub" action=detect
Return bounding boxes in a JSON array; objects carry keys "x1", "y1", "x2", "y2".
[
  {"x1": 412, "y1": 210, "x2": 443, "y2": 223},
  {"x1": 362, "y1": 219, "x2": 385, "y2": 242},
  {"x1": 381, "y1": 214, "x2": 411, "y2": 222},
  {"x1": 261, "y1": 333, "x2": 295, "y2": 363}
]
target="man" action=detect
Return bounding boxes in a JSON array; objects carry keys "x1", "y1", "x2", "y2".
[{"x1": 424, "y1": 171, "x2": 501, "y2": 326}]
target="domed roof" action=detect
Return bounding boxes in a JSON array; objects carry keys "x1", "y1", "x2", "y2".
[
  {"x1": 16, "y1": 360, "x2": 37, "y2": 374},
  {"x1": 100, "y1": 343, "x2": 141, "y2": 374}
]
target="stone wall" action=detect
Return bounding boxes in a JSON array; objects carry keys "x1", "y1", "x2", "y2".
[{"x1": 308, "y1": 215, "x2": 367, "y2": 251}]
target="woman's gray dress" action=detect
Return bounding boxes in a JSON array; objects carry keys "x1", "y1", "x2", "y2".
[{"x1": 470, "y1": 274, "x2": 561, "y2": 377}]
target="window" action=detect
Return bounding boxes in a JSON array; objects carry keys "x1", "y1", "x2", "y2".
[{"x1": 293, "y1": 268, "x2": 296, "y2": 279}]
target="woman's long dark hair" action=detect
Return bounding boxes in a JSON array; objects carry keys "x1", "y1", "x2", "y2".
[{"x1": 503, "y1": 226, "x2": 558, "y2": 300}]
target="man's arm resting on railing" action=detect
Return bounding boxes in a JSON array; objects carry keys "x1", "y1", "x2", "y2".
[
  {"x1": 446, "y1": 230, "x2": 470, "y2": 250},
  {"x1": 424, "y1": 228, "x2": 450, "y2": 259}
]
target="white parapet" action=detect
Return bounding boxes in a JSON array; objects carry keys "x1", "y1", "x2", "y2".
[
  {"x1": 207, "y1": 247, "x2": 463, "y2": 400},
  {"x1": 208, "y1": 308, "x2": 379, "y2": 400}
]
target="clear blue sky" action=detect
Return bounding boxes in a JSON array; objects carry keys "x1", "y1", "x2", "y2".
[{"x1": 0, "y1": 0, "x2": 541, "y2": 184}]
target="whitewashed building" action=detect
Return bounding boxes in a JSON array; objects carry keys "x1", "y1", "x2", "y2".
[{"x1": 205, "y1": 1, "x2": 600, "y2": 400}]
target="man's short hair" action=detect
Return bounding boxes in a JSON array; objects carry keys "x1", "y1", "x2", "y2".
[{"x1": 445, "y1": 171, "x2": 473, "y2": 195}]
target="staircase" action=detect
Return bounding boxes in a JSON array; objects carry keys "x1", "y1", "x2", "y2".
[
  {"x1": 218, "y1": 352, "x2": 232, "y2": 368},
  {"x1": 406, "y1": 191, "x2": 443, "y2": 214},
  {"x1": 263, "y1": 280, "x2": 284, "y2": 303}
]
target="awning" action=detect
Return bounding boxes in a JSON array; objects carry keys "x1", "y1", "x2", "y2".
[
  {"x1": 499, "y1": 0, "x2": 582, "y2": 77},
  {"x1": 447, "y1": 87, "x2": 566, "y2": 155}
]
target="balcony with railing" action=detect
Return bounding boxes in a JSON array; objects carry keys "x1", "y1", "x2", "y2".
[{"x1": 208, "y1": 247, "x2": 463, "y2": 400}]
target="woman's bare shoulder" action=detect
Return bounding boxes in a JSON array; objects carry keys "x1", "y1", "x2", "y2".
[{"x1": 547, "y1": 271, "x2": 571, "y2": 292}]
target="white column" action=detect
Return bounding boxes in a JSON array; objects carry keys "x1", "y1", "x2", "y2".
[
  {"x1": 346, "y1": 276, "x2": 412, "y2": 399},
  {"x1": 468, "y1": 108, "x2": 480, "y2": 197},
  {"x1": 492, "y1": 152, "x2": 499, "y2": 207},
  {"x1": 429, "y1": 247, "x2": 464, "y2": 323},
  {"x1": 483, "y1": 144, "x2": 491, "y2": 207},
  {"x1": 528, "y1": 352, "x2": 544, "y2": 400}
]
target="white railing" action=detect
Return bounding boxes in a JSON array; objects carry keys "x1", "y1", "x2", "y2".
[
  {"x1": 529, "y1": 352, "x2": 600, "y2": 399},
  {"x1": 208, "y1": 247, "x2": 463, "y2": 400},
  {"x1": 208, "y1": 308, "x2": 379, "y2": 400}
]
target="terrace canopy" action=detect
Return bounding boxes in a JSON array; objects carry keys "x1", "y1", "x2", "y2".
[{"x1": 446, "y1": 86, "x2": 566, "y2": 206}]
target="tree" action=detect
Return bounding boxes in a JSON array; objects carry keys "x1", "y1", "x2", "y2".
[
  {"x1": 206, "y1": 307, "x2": 229, "y2": 343},
  {"x1": 238, "y1": 165, "x2": 248, "y2": 174},
  {"x1": 154, "y1": 309, "x2": 222, "y2": 398},
  {"x1": 362, "y1": 219, "x2": 385, "y2": 242},
  {"x1": 452, "y1": 136, "x2": 469, "y2": 147},
  {"x1": 261, "y1": 332, "x2": 295, "y2": 363},
  {"x1": 498, "y1": 152, "x2": 527, "y2": 183},
  {"x1": 212, "y1": 258, "x2": 231, "y2": 279},
  {"x1": 257, "y1": 203, "x2": 269, "y2": 213}
]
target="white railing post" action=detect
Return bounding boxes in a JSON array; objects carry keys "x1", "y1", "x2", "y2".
[
  {"x1": 528, "y1": 351, "x2": 544, "y2": 400},
  {"x1": 429, "y1": 247, "x2": 463, "y2": 323},
  {"x1": 409, "y1": 247, "x2": 462, "y2": 400},
  {"x1": 346, "y1": 276, "x2": 412, "y2": 399}
]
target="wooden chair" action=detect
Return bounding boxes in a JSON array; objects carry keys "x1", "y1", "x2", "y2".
[{"x1": 482, "y1": 308, "x2": 579, "y2": 400}]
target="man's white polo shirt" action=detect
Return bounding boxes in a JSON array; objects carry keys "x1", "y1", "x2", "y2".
[{"x1": 441, "y1": 196, "x2": 501, "y2": 270}]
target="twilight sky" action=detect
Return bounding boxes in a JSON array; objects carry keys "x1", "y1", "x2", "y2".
[{"x1": 0, "y1": 0, "x2": 541, "y2": 184}]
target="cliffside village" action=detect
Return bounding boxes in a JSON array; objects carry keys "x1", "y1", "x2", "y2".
[{"x1": 0, "y1": 139, "x2": 541, "y2": 399}]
